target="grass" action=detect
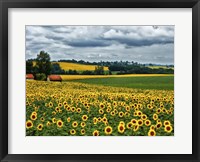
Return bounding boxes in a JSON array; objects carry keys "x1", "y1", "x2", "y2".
[{"x1": 68, "y1": 76, "x2": 174, "y2": 90}]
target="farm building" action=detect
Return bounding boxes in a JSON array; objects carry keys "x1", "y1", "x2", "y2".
[
  {"x1": 47, "y1": 75, "x2": 62, "y2": 82},
  {"x1": 26, "y1": 74, "x2": 34, "y2": 80}
]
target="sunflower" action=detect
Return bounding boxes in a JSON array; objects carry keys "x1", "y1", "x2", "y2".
[
  {"x1": 46, "y1": 121, "x2": 51, "y2": 127},
  {"x1": 134, "y1": 107, "x2": 139, "y2": 111},
  {"x1": 141, "y1": 114, "x2": 147, "y2": 120},
  {"x1": 82, "y1": 115, "x2": 88, "y2": 121},
  {"x1": 67, "y1": 117, "x2": 71, "y2": 123},
  {"x1": 164, "y1": 120, "x2": 171, "y2": 126},
  {"x1": 145, "y1": 120, "x2": 151, "y2": 126},
  {"x1": 137, "y1": 111, "x2": 142, "y2": 117},
  {"x1": 81, "y1": 129, "x2": 85, "y2": 135},
  {"x1": 162, "y1": 108, "x2": 166, "y2": 113},
  {"x1": 156, "y1": 108, "x2": 161, "y2": 114},
  {"x1": 52, "y1": 111, "x2": 56, "y2": 115},
  {"x1": 110, "y1": 111, "x2": 115, "y2": 116},
  {"x1": 32, "y1": 111, "x2": 37, "y2": 115},
  {"x1": 131, "y1": 119, "x2": 137, "y2": 125},
  {"x1": 55, "y1": 107, "x2": 60, "y2": 112},
  {"x1": 118, "y1": 124, "x2": 125, "y2": 133},
  {"x1": 66, "y1": 106, "x2": 71, "y2": 111},
  {"x1": 126, "y1": 122, "x2": 133, "y2": 129},
  {"x1": 104, "y1": 126, "x2": 113, "y2": 135},
  {"x1": 119, "y1": 121, "x2": 125, "y2": 125},
  {"x1": 52, "y1": 118, "x2": 56, "y2": 123},
  {"x1": 49, "y1": 102, "x2": 53, "y2": 107},
  {"x1": 150, "y1": 125, "x2": 155, "y2": 130},
  {"x1": 153, "y1": 113, "x2": 158, "y2": 120},
  {"x1": 63, "y1": 101, "x2": 67, "y2": 106},
  {"x1": 81, "y1": 122, "x2": 86, "y2": 127},
  {"x1": 93, "y1": 117, "x2": 98, "y2": 124},
  {"x1": 148, "y1": 129, "x2": 156, "y2": 136},
  {"x1": 40, "y1": 117, "x2": 45, "y2": 122},
  {"x1": 147, "y1": 104, "x2": 153, "y2": 109},
  {"x1": 106, "y1": 108, "x2": 111, "y2": 113},
  {"x1": 71, "y1": 107, "x2": 76, "y2": 112},
  {"x1": 76, "y1": 108, "x2": 82, "y2": 113},
  {"x1": 125, "y1": 106, "x2": 130, "y2": 112},
  {"x1": 113, "y1": 101, "x2": 117, "y2": 107},
  {"x1": 98, "y1": 117, "x2": 101, "y2": 122},
  {"x1": 164, "y1": 125, "x2": 173, "y2": 133},
  {"x1": 133, "y1": 112, "x2": 138, "y2": 116},
  {"x1": 58, "y1": 102, "x2": 62, "y2": 107},
  {"x1": 72, "y1": 121, "x2": 78, "y2": 128},
  {"x1": 114, "y1": 109, "x2": 118, "y2": 114},
  {"x1": 37, "y1": 124, "x2": 43, "y2": 131},
  {"x1": 26, "y1": 120, "x2": 33, "y2": 129},
  {"x1": 93, "y1": 130, "x2": 99, "y2": 136},
  {"x1": 70, "y1": 129, "x2": 76, "y2": 135},
  {"x1": 118, "y1": 111, "x2": 124, "y2": 118},
  {"x1": 57, "y1": 120, "x2": 63, "y2": 128},
  {"x1": 30, "y1": 114, "x2": 37, "y2": 121},
  {"x1": 156, "y1": 122, "x2": 162, "y2": 129},
  {"x1": 99, "y1": 103, "x2": 105, "y2": 109},
  {"x1": 133, "y1": 125, "x2": 139, "y2": 132},
  {"x1": 99, "y1": 109, "x2": 104, "y2": 114},
  {"x1": 102, "y1": 117, "x2": 107, "y2": 123},
  {"x1": 137, "y1": 119, "x2": 143, "y2": 126}
]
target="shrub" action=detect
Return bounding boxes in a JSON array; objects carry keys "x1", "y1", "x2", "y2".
[{"x1": 35, "y1": 73, "x2": 46, "y2": 81}]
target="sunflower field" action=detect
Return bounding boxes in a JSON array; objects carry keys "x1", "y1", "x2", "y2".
[{"x1": 26, "y1": 80, "x2": 174, "y2": 136}]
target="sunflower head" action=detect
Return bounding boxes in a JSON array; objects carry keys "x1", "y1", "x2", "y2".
[
  {"x1": 148, "y1": 129, "x2": 156, "y2": 136},
  {"x1": 81, "y1": 122, "x2": 86, "y2": 128},
  {"x1": 104, "y1": 126, "x2": 112, "y2": 135},
  {"x1": 72, "y1": 121, "x2": 78, "y2": 128},
  {"x1": 164, "y1": 125, "x2": 173, "y2": 133},
  {"x1": 126, "y1": 122, "x2": 133, "y2": 129},
  {"x1": 30, "y1": 114, "x2": 37, "y2": 121},
  {"x1": 82, "y1": 115, "x2": 88, "y2": 121},
  {"x1": 57, "y1": 120, "x2": 63, "y2": 128},
  {"x1": 81, "y1": 129, "x2": 85, "y2": 135},
  {"x1": 37, "y1": 124, "x2": 43, "y2": 131},
  {"x1": 118, "y1": 124, "x2": 125, "y2": 133},
  {"x1": 93, "y1": 130, "x2": 99, "y2": 136},
  {"x1": 145, "y1": 120, "x2": 151, "y2": 126},
  {"x1": 70, "y1": 129, "x2": 76, "y2": 135},
  {"x1": 26, "y1": 120, "x2": 33, "y2": 129}
]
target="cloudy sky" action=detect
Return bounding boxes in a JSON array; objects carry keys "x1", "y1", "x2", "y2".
[{"x1": 26, "y1": 25, "x2": 174, "y2": 64}]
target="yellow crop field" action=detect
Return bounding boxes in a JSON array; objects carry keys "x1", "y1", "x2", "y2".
[
  {"x1": 26, "y1": 80, "x2": 174, "y2": 136},
  {"x1": 32, "y1": 61, "x2": 109, "y2": 71},
  {"x1": 60, "y1": 74, "x2": 173, "y2": 81},
  {"x1": 148, "y1": 66, "x2": 174, "y2": 70},
  {"x1": 55, "y1": 62, "x2": 109, "y2": 71}
]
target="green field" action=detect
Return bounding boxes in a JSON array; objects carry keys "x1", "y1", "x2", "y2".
[{"x1": 68, "y1": 76, "x2": 174, "y2": 90}]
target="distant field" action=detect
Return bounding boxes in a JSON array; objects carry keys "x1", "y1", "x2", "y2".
[
  {"x1": 147, "y1": 66, "x2": 174, "y2": 70},
  {"x1": 62, "y1": 74, "x2": 174, "y2": 90},
  {"x1": 32, "y1": 61, "x2": 109, "y2": 71},
  {"x1": 60, "y1": 74, "x2": 173, "y2": 81},
  {"x1": 55, "y1": 62, "x2": 109, "y2": 71}
]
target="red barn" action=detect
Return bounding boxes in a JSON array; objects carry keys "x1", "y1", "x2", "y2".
[
  {"x1": 26, "y1": 74, "x2": 34, "y2": 80},
  {"x1": 47, "y1": 75, "x2": 62, "y2": 82}
]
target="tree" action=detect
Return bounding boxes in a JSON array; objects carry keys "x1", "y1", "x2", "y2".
[
  {"x1": 26, "y1": 60, "x2": 34, "y2": 74},
  {"x1": 51, "y1": 63, "x2": 65, "y2": 74},
  {"x1": 35, "y1": 51, "x2": 51, "y2": 78},
  {"x1": 94, "y1": 65, "x2": 104, "y2": 75}
]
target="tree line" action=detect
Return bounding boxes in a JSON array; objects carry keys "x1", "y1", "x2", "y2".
[{"x1": 26, "y1": 51, "x2": 174, "y2": 80}]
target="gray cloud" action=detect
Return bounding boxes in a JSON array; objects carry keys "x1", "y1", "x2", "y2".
[{"x1": 26, "y1": 25, "x2": 174, "y2": 64}]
